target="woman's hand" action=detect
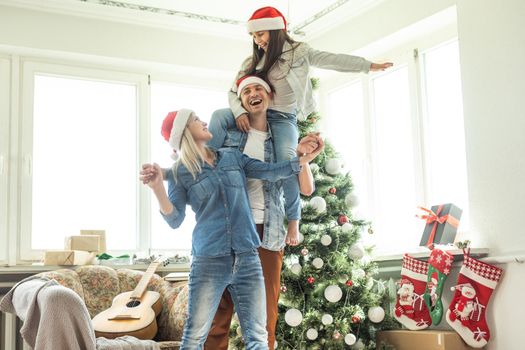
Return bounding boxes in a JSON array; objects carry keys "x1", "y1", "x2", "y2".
[
  {"x1": 235, "y1": 113, "x2": 251, "y2": 133},
  {"x1": 140, "y1": 163, "x2": 163, "y2": 189},
  {"x1": 297, "y1": 133, "x2": 321, "y2": 156},
  {"x1": 299, "y1": 137, "x2": 325, "y2": 165},
  {"x1": 370, "y1": 62, "x2": 394, "y2": 71}
]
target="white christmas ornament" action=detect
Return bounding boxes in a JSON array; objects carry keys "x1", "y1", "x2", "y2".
[
  {"x1": 297, "y1": 232, "x2": 304, "y2": 244},
  {"x1": 325, "y1": 158, "x2": 342, "y2": 175},
  {"x1": 352, "y1": 339, "x2": 365, "y2": 349},
  {"x1": 284, "y1": 308, "x2": 303, "y2": 327},
  {"x1": 312, "y1": 257, "x2": 324, "y2": 269},
  {"x1": 309, "y1": 163, "x2": 319, "y2": 172},
  {"x1": 320, "y1": 234, "x2": 332, "y2": 246},
  {"x1": 309, "y1": 196, "x2": 326, "y2": 213},
  {"x1": 290, "y1": 263, "x2": 302, "y2": 275},
  {"x1": 274, "y1": 340, "x2": 278, "y2": 349},
  {"x1": 348, "y1": 242, "x2": 365, "y2": 260},
  {"x1": 352, "y1": 268, "x2": 366, "y2": 280},
  {"x1": 341, "y1": 222, "x2": 353, "y2": 233},
  {"x1": 324, "y1": 285, "x2": 343, "y2": 303},
  {"x1": 345, "y1": 193, "x2": 359, "y2": 208},
  {"x1": 236, "y1": 326, "x2": 242, "y2": 336},
  {"x1": 344, "y1": 333, "x2": 357, "y2": 346},
  {"x1": 321, "y1": 314, "x2": 333, "y2": 325},
  {"x1": 368, "y1": 306, "x2": 385, "y2": 323},
  {"x1": 306, "y1": 328, "x2": 318, "y2": 340}
]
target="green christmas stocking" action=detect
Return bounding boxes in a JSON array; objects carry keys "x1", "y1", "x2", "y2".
[{"x1": 423, "y1": 248, "x2": 454, "y2": 324}]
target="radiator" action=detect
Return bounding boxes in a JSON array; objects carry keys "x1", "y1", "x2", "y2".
[{"x1": 0, "y1": 310, "x2": 27, "y2": 350}]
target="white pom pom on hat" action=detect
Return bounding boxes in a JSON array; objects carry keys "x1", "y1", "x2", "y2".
[{"x1": 247, "y1": 6, "x2": 287, "y2": 33}]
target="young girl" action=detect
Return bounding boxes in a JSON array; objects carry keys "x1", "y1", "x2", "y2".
[
  {"x1": 208, "y1": 6, "x2": 393, "y2": 245},
  {"x1": 141, "y1": 109, "x2": 322, "y2": 349}
]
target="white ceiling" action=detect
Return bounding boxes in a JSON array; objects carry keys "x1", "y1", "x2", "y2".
[{"x1": 1, "y1": 0, "x2": 384, "y2": 40}]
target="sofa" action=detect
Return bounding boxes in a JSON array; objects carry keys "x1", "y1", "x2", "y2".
[{"x1": 36, "y1": 265, "x2": 189, "y2": 350}]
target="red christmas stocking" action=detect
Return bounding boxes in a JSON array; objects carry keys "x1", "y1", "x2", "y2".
[
  {"x1": 394, "y1": 254, "x2": 432, "y2": 330},
  {"x1": 446, "y1": 250, "x2": 503, "y2": 348}
]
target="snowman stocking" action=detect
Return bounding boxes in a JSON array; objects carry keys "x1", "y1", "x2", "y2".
[
  {"x1": 394, "y1": 254, "x2": 432, "y2": 330},
  {"x1": 446, "y1": 249, "x2": 503, "y2": 348},
  {"x1": 423, "y1": 249, "x2": 454, "y2": 325}
]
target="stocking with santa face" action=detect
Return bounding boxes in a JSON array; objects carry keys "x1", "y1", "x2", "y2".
[
  {"x1": 423, "y1": 248, "x2": 454, "y2": 325},
  {"x1": 446, "y1": 250, "x2": 503, "y2": 348},
  {"x1": 394, "y1": 254, "x2": 432, "y2": 330}
]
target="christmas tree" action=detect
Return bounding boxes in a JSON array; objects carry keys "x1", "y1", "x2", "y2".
[{"x1": 230, "y1": 79, "x2": 398, "y2": 349}]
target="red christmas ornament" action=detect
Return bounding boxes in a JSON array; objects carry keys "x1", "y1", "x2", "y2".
[
  {"x1": 307, "y1": 276, "x2": 315, "y2": 284},
  {"x1": 351, "y1": 315, "x2": 361, "y2": 324},
  {"x1": 337, "y1": 215, "x2": 349, "y2": 225},
  {"x1": 346, "y1": 280, "x2": 354, "y2": 287},
  {"x1": 329, "y1": 187, "x2": 337, "y2": 194}
]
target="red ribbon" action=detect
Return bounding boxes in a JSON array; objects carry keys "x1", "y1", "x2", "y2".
[{"x1": 417, "y1": 205, "x2": 460, "y2": 249}]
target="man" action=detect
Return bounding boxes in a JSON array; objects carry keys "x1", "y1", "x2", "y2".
[{"x1": 204, "y1": 75, "x2": 322, "y2": 350}]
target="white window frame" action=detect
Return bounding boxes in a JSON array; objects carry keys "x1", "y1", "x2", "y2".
[
  {"x1": 320, "y1": 28, "x2": 467, "y2": 256},
  {"x1": 18, "y1": 61, "x2": 149, "y2": 261},
  {"x1": 0, "y1": 56, "x2": 10, "y2": 264}
]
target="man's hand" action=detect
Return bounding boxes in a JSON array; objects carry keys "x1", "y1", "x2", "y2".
[
  {"x1": 297, "y1": 132, "x2": 321, "y2": 156},
  {"x1": 299, "y1": 137, "x2": 325, "y2": 165},
  {"x1": 235, "y1": 113, "x2": 251, "y2": 133},
  {"x1": 370, "y1": 62, "x2": 394, "y2": 71}
]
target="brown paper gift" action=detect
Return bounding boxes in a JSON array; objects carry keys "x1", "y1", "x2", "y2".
[
  {"x1": 43, "y1": 250, "x2": 96, "y2": 266},
  {"x1": 65, "y1": 235, "x2": 101, "y2": 252},
  {"x1": 80, "y1": 229, "x2": 107, "y2": 253},
  {"x1": 377, "y1": 330, "x2": 476, "y2": 350}
]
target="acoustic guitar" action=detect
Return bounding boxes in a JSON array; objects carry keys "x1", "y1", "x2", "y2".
[{"x1": 92, "y1": 257, "x2": 169, "y2": 340}]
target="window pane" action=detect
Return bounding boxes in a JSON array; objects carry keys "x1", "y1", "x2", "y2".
[
  {"x1": 0, "y1": 58, "x2": 9, "y2": 262},
  {"x1": 423, "y1": 41, "x2": 469, "y2": 229},
  {"x1": 32, "y1": 75, "x2": 137, "y2": 250},
  {"x1": 150, "y1": 82, "x2": 225, "y2": 251},
  {"x1": 326, "y1": 82, "x2": 370, "y2": 217},
  {"x1": 371, "y1": 67, "x2": 420, "y2": 253}
]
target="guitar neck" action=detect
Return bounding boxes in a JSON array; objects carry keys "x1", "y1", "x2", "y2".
[{"x1": 130, "y1": 261, "x2": 160, "y2": 299}]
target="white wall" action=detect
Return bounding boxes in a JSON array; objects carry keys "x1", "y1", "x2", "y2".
[{"x1": 0, "y1": 5, "x2": 248, "y2": 73}]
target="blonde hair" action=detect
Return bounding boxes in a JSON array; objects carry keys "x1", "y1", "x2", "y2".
[{"x1": 172, "y1": 118, "x2": 213, "y2": 181}]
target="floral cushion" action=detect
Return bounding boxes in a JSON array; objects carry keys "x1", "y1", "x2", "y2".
[{"x1": 36, "y1": 265, "x2": 188, "y2": 343}]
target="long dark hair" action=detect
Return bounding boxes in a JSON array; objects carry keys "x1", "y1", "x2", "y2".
[{"x1": 246, "y1": 29, "x2": 299, "y2": 80}]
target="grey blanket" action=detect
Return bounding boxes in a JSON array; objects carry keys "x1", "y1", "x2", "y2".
[{"x1": 0, "y1": 276, "x2": 159, "y2": 350}]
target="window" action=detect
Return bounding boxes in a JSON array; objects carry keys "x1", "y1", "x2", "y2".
[
  {"x1": 0, "y1": 58, "x2": 9, "y2": 263},
  {"x1": 149, "y1": 81, "x2": 225, "y2": 253},
  {"x1": 421, "y1": 40, "x2": 469, "y2": 228},
  {"x1": 20, "y1": 63, "x2": 147, "y2": 260},
  {"x1": 326, "y1": 40, "x2": 468, "y2": 255}
]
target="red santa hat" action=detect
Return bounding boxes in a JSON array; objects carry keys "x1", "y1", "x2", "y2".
[
  {"x1": 247, "y1": 6, "x2": 287, "y2": 33},
  {"x1": 235, "y1": 75, "x2": 272, "y2": 97},
  {"x1": 161, "y1": 109, "x2": 194, "y2": 159}
]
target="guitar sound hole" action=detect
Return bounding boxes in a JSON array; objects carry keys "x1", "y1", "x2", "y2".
[{"x1": 126, "y1": 300, "x2": 141, "y2": 308}]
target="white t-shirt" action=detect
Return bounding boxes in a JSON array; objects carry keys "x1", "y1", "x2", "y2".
[{"x1": 243, "y1": 128, "x2": 268, "y2": 224}]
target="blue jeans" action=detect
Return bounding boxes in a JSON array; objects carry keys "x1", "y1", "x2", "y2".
[
  {"x1": 208, "y1": 108, "x2": 300, "y2": 220},
  {"x1": 181, "y1": 251, "x2": 268, "y2": 350}
]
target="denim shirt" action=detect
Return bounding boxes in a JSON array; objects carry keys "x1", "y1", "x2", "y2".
[
  {"x1": 229, "y1": 42, "x2": 372, "y2": 120},
  {"x1": 234, "y1": 127, "x2": 288, "y2": 251},
  {"x1": 162, "y1": 148, "x2": 300, "y2": 257}
]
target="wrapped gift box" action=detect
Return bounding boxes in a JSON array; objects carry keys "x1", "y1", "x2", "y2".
[
  {"x1": 65, "y1": 235, "x2": 101, "y2": 252},
  {"x1": 377, "y1": 330, "x2": 476, "y2": 350},
  {"x1": 80, "y1": 229, "x2": 107, "y2": 253},
  {"x1": 419, "y1": 203, "x2": 462, "y2": 249},
  {"x1": 44, "y1": 250, "x2": 96, "y2": 266}
]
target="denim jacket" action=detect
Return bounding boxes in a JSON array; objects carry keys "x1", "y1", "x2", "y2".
[
  {"x1": 234, "y1": 127, "x2": 289, "y2": 251},
  {"x1": 229, "y1": 42, "x2": 371, "y2": 120},
  {"x1": 162, "y1": 148, "x2": 300, "y2": 257}
]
